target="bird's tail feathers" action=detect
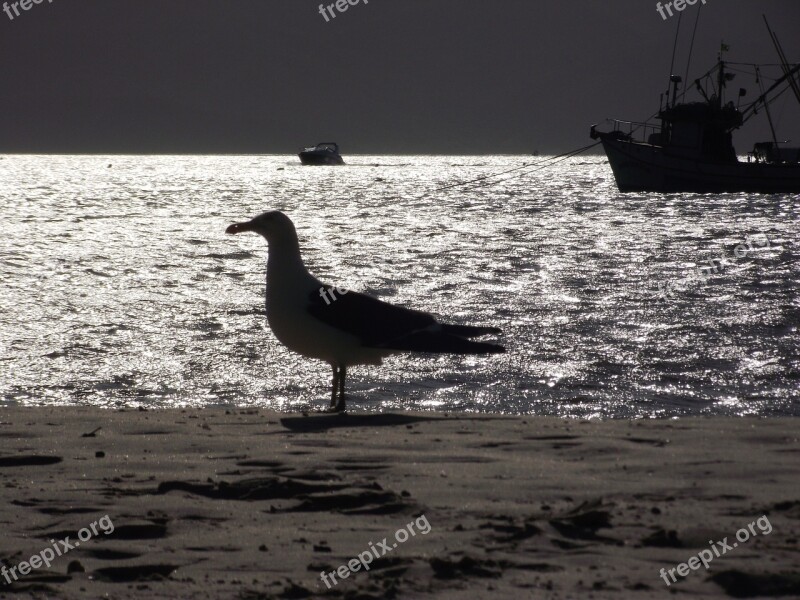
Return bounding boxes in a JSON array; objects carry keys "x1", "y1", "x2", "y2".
[
  {"x1": 374, "y1": 331, "x2": 505, "y2": 354},
  {"x1": 441, "y1": 324, "x2": 502, "y2": 338}
]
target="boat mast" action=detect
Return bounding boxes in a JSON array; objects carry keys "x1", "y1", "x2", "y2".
[
  {"x1": 682, "y1": 3, "x2": 703, "y2": 89},
  {"x1": 756, "y1": 66, "x2": 781, "y2": 150},
  {"x1": 716, "y1": 57, "x2": 725, "y2": 109},
  {"x1": 665, "y1": 11, "x2": 683, "y2": 109}
]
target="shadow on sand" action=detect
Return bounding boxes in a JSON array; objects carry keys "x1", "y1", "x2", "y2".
[{"x1": 280, "y1": 412, "x2": 442, "y2": 433}]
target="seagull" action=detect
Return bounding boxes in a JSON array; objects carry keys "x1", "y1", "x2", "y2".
[{"x1": 225, "y1": 211, "x2": 504, "y2": 412}]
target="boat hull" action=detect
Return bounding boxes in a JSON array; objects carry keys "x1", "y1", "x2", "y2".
[
  {"x1": 599, "y1": 136, "x2": 800, "y2": 193},
  {"x1": 298, "y1": 151, "x2": 344, "y2": 166}
]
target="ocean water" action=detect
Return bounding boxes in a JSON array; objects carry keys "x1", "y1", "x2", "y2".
[{"x1": 0, "y1": 154, "x2": 797, "y2": 417}]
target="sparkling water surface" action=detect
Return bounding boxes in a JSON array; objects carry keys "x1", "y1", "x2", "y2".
[{"x1": 0, "y1": 155, "x2": 797, "y2": 417}]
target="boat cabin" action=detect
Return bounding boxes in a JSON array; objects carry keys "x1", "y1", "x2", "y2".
[{"x1": 657, "y1": 102, "x2": 742, "y2": 163}]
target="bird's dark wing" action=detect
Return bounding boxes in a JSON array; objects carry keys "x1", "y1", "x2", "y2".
[
  {"x1": 373, "y1": 330, "x2": 505, "y2": 354},
  {"x1": 440, "y1": 324, "x2": 501, "y2": 337},
  {"x1": 307, "y1": 287, "x2": 436, "y2": 347}
]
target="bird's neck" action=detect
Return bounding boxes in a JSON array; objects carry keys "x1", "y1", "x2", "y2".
[{"x1": 266, "y1": 237, "x2": 311, "y2": 288}]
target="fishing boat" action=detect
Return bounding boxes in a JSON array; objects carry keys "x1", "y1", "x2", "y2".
[
  {"x1": 298, "y1": 142, "x2": 344, "y2": 166},
  {"x1": 591, "y1": 20, "x2": 800, "y2": 193}
]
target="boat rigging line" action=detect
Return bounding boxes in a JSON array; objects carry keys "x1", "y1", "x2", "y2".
[
  {"x1": 371, "y1": 140, "x2": 601, "y2": 206},
  {"x1": 763, "y1": 15, "x2": 800, "y2": 107},
  {"x1": 740, "y1": 63, "x2": 800, "y2": 124},
  {"x1": 429, "y1": 141, "x2": 602, "y2": 195}
]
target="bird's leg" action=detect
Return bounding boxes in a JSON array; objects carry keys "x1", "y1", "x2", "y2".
[
  {"x1": 335, "y1": 365, "x2": 346, "y2": 412},
  {"x1": 330, "y1": 364, "x2": 339, "y2": 408}
]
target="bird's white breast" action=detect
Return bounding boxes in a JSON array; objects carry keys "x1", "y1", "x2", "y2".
[{"x1": 265, "y1": 258, "x2": 385, "y2": 366}]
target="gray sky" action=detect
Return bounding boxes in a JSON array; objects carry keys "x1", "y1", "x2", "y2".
[{"x1": 1, "y1": 0, "x2": 798, "y2": 153}]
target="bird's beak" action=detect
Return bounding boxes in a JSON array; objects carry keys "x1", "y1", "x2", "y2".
[{"x1": 226, "y1": 221, "x2": 253, "y2": 235}]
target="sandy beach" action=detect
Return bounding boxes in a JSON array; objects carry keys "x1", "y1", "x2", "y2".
[{"x1": 0, "y1": 408, "x2": 797, "y2": 599}]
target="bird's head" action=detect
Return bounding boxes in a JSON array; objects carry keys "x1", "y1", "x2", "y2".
[{"x1": 226, "y1": 211, "x2": 297, "y2": 244}]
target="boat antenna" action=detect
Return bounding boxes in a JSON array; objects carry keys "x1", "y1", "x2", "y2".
[
  {"x1": 683, "y1": 2, "x2": 702, "y2": 87},
  {"x1": 666, "y1": 11, "x2": 683, "y2": 106}
]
